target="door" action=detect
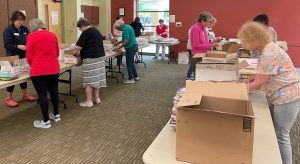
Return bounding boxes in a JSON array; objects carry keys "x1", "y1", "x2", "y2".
[
  {"x1": 0, "y1": 0, "x2": 37, "y2": 56},
  {"x1": 46, "y1": 3, "x2": 62, "y2": 43},
  {"x1": 0, "y1": 0, "x2": 9, "y2": 56}
]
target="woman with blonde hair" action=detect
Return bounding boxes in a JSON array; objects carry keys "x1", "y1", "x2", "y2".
[{"x1": 238, "y1": 22, "x2": 300, "y2": 164}]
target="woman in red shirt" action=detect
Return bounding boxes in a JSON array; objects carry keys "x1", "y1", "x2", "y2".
[
  {"x1": 154, "y1": 19, "x2": 168, "y2": 61},
  {"x1": 26, "y1": 19, "x2": 60, "y2": 128}
]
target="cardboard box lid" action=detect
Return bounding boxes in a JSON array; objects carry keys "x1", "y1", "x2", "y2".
[
  {"x1": 207, "y1": 51, "x2": 227, "y2": 58},
  {"x1": 192, "y1": 53, "x2": 206, "y2": 58},
  {"x1": 64, "y1": 50, "x2": 74, "y2": 55},
  {"x1": 177, "y1": 81, "x2": 253, "y2": 117},
  {"x1": 0, "y1": 55, "x2": 19, "y2": 65},
  {"x1": 196, "y1": 60, "x2": 249, "y2": 70},
  {"x1": 184, "y1": 81, "x2": 249, "y2": 101}
]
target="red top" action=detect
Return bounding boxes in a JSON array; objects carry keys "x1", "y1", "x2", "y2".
[
  {"x1": 156, "y1": 24, "x2": 168, "y2": 38},
  {"x1": 26, "y1": 30, "x2": 60, "y2": 76}
]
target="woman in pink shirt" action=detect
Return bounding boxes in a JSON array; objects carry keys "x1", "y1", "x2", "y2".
[{"x1": 187, "y1": 11, "x2": 219, "y2": 79}]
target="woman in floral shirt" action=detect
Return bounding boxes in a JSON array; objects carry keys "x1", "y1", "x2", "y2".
[{"x1": 238, "y1": 22, "x2": 300, "y2": 164}]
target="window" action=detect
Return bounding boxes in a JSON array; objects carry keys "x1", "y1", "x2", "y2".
[
  {"x1": 137, "y1": 0, "x2": 170, "y2": 32},
  {"x1": 136, "y1": 0, "x2": 170, "y2": 54}
]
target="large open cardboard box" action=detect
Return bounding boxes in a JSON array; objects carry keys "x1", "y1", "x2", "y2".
[
  {"x1": 195, "y1": 60, "x2": 248, "y2": 82},
  {"x1": 176, "y1": 81, "x2": 254, "y2": 164}
]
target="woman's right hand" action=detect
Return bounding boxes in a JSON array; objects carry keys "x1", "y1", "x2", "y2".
[{"x1": 18, "y1": 45, "x2": 27, "y2": 50}]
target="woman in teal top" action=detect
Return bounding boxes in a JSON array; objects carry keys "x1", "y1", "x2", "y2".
[{"x1": 114, "y1": 20, "x2": 139, "y2": 84}]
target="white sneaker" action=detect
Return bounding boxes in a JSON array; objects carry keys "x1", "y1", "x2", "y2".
[
  {"x1": 49, "y1": 113, "x2": 61, "y2": 122},
  {"x1": 94, "y1": 98, "x2": 101, "y2": 104},
  {"x1": 152, "y1": 56, "x2": 158, "y2": 60},
  {"x1": 33, "y1": 120, "x2": 51, "y2": 129},
  {"x1": 79, "y1": 101, "x2": 93, "y2": 108},
  {"x1": 134, "y1": 77, "x2": 140, "y2": 81},
  {"x1": 123, "y1": 79, "x2": 135, "y2": 84}
]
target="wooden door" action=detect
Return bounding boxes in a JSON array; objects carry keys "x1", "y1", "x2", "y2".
[
  {"x1": 8, "y1": 0, "x2": 37, "y2": 27},
  {"x1": 0, "y1": 0, "x2": 9, "y2": 56},
  {"x1": 0, "y1": 0, "x2": 37, "y2": 56},
  {"x1": 46, "y1": 3, "x2": 62, "y2": 43}
]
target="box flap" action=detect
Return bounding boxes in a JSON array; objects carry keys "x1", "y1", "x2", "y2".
[
  {"x1": 185, "y1": 81, "x2": 249, "y2": 100},
  {"x1": 207, "y1": 51, "x2": 227, "y2": 58},
  {"x1": 0, "y1": 55, "x2": 19, "y2": 65},
  {"x1": 177, "y1": 93, "x2": 203, "y2": 107},
  {"x1": 196, "y1": 63, "x2": 237, "y2": 71},
  {"x1": 238, "y1": 60, "x2": 249, "y2": 70},
  {"x1": 192, "y1": 53, "x2": 206, "y2": 58},
  {"x1": 202, "y1": 57, "x2": 227, "y2": 63}
]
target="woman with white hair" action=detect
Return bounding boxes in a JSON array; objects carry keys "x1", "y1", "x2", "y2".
[
  {"x1": 26, "y1": 18, "x2": 60, "y2": 128},
  {"x1": 238, "y1": 22, "x2": 300, "y2": 164},
  {"x1": 114, "y1": 20, "x2": 139, "y2": 84},
  {"x1": 73, "y1": 18, "x2": 106, "y2": 108}
]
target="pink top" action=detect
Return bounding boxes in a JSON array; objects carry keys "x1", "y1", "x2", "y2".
[{"x1": 190, "y1": 22, "x2": 212, "y2": 55}]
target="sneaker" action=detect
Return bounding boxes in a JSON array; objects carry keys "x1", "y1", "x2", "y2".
[
  {"x1": 23, "y1": 95, "x2": 36, "y2": 102},
  {"x1": 134, "y1": 77, "x2": 140, "y2": 81},
  {"x1": 152, "y1": 56, "x2": 158, "y2": 60},
  {"x1": 94, "y1": 98, "x2": 101, "y2": 104},
  {"x1": 79, "y1": 101, "x2": 93, "y2": 108},
  {"x1": 123, "y1": 79, "x2": 135, "y2": 84},
  {"x1": 5, "y1": 99, "x2": 18, "y2": 107},
  {"x1": 49, "y1": 113, "x2": 61, "y2": 122},
  {"x1": 33, "y1": 120, "x2": 51, "y2": 129}
]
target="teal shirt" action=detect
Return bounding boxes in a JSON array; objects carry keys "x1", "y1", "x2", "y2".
[{"x1": 122, "y1": 24, "x2": 137, "y2": 49}]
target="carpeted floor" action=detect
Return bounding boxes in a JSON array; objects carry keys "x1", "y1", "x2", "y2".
[
  {"x1": 0, "y1": 56, "x2": 187, "y2": 163},
  {"x1": 0, "y1": 56, "x2": 299, "y2": 163}
]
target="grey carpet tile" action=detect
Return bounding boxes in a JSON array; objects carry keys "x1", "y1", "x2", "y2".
[{"x1": 0, "y1": 57, "x2": 186, "y2": 163}]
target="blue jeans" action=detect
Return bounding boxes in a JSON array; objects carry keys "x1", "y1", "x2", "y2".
[
  {"x1": 270, "y1": 99, "x2": 300, "y2": 164},
  {"x1": 187, "y1": 58, "x2": 200, "y2": 79},
  {"x1": 125, "y1": 44, "x2": 138, "y2": 80}
]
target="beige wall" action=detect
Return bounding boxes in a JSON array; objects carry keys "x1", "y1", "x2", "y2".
[
  {"x1": 80, "y1": 0, "x2": 111, "y2": 37},
  {"x1": 61, "y1": 0, "x2": 79, "y2": 43},
  {"x1": 38, "y1": 0, "x2": 111, "y2": 43},
  {"x1": 62, "y1": 0, "x2": 111, "y2": 43}
]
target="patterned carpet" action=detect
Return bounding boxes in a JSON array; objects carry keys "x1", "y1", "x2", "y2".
[
  {"x1": 0, "y1": 56, "x2": 186, "y2": 163},
  {"x1": 0, "y1": 56, "x2": 299, "y2": 163}
]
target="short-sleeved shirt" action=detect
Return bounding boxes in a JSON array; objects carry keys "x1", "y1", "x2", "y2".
[
  {"x1": 156, "y1": 24, "x2": 168, "y2": 38},
  {"x1": 257, "y1": 42, "x2": 300, "y2": 105},
  {"x1": 122, "y1": 24, "x2": 137, "y2": 49},
  {"x1": 76, "y1": 27, "x2": 105, "y2": 59}
]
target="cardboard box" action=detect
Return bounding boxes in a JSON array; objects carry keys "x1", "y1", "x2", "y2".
[
  {"x1": 0, "y1": 56, "x2": 29, "y2": 78},
  {"x1": 0, "y1": 55, "x2": 19, "y2": 64},
  {"x1": 195, "y1": 60, "x2": 248, "y2": 81},
  {"x1": 193, "y1": 51, "x2": 237, "y2": 63},
  {"x1": 178, "y1": 52, "x2": 189, "y2": 65},
  {"x1": 222, "y1": 42, "x2": 240, "y2": 53},
  {"x1": 63, "y1": 50, "x2": 81, "y2": 65},
  {"x1": 176, "y1": 81, "x2": 254, "y2": 164}
]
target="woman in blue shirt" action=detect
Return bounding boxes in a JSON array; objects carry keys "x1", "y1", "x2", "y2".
[{"x1": 3, "y1": 11, "x2": 36, "y2": 107}]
